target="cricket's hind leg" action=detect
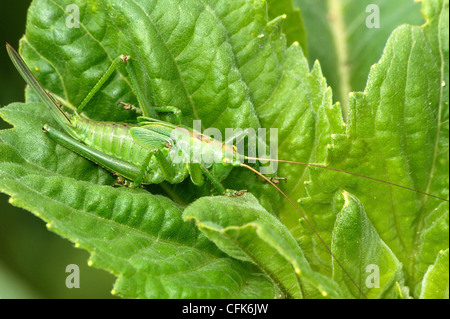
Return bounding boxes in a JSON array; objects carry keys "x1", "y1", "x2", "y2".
[{"x1": 43, "y1": 124, "x2": 145, "y2": 186}]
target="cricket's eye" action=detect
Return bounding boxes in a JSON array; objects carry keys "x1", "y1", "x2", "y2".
[{"x1": 222, "y1": 157, "x2": 231, "y2": 166}]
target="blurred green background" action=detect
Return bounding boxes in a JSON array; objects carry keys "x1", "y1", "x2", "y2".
[{"x1": 0, "y1": 1, "x2": 116, "y2": 298}]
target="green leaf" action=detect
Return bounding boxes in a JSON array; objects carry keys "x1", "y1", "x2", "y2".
[
  {"x1": 335, "y1": 0, "x2": 449, "y2": 292},
  {"x1": 1, "y1": 0, "x2": 304, "y2": 299},
  {"x1": 0, "y1": 102, "x2": 277, "y2": 299},
  {"x1": 282, "y1": 0, "x2": 449, "y2": 298},
  {"x1": 332, "y1": 192, "x2": 407, "y2": 299},
  {"x1": 293, "y1": 0, "x2": 425, "y2": 106},
  {"x1": 420, "y1": 249, "x2": 449, "y2": 299},
  {"x1": 0, "y1": 0, "x2": 448, "y2": 299},
  {"x1": 183, "y1": 193, "x2": 343, "y2": 299}
]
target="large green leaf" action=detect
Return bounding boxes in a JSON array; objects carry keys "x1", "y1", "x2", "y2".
[
  {"x1": 0, "y1": 102, "x2": 277, "y2": 299},
  {"x1": 183, "y1": 193, "x2": 343, "y2": 299},
  {"x1": 281, "y1": 0, "x2": 449, "y2": 298},
  {"x1": 0, "y1": 0, "x2": 448, "y2": 299},
  {"x1": 0, "y1": 0, "x2": 319, "y2": 298}
]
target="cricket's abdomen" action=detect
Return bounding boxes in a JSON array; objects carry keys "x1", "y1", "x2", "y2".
[
  {"x1": 72, "y1": 117, "x2": 188, "y2": 184},
  {"x1": 73, "y1": 118, "x2": 145, "y2": 165}
]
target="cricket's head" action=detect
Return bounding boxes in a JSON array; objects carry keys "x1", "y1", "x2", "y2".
[{"x1": 221, "y1": 144, "x2": 243, "y2": 167}]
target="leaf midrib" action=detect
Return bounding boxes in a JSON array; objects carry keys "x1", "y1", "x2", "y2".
[{"x1": 327, "y1": 0, "x2": 350, "y2": 117}]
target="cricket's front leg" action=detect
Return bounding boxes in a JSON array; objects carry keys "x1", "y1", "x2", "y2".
[
  {"x1": 223, "y1": 189, "x2": 248, "y2": 197},
  {"x1": 118, "y1": 103, "x2": 183, "y2": 124},
  {"x1": 77, "y1": 55, "x2": 127, "y2": 114},
  {"x1": 117, "y1": 101, "x2": 143, "y2": 114},
  {"x1": 198, "y1": 164, "x2": 247, "y2": 196},
  {"x1": 76, "y1": 54, "x2": 160, "y2": 120}
]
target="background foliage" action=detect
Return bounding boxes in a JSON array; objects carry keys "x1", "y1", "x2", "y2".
[{"x1": 0, "y1": 0, "x2": 448, "y2": 298}]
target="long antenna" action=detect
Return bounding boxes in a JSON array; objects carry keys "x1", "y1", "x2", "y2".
[
  {"x1": 245, "y1": 156, "x2": 449, "y2": 202},
  {"x1": 240, "y1": 163, "x2": 367, "y2": 299}
]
